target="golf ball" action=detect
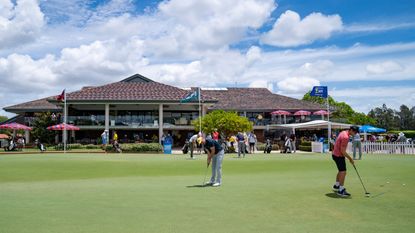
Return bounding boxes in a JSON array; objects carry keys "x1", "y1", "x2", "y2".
[
  {"x1": 403, "y1": 184, "x2": 406, "y2": 186},
  {"x1": 386, "y1": 181, "x2": 390, "y2": 184}
]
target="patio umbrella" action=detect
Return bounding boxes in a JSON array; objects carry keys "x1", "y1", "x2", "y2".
[
  {"x1": 271, "y1": 110, "x2": 291, "y2": 115},
  {"x1": 271, "y1": 110, "x2": 291, "y2": 124},
  {"x1": 47, "y1": 123, "x2": 80, "y2": 131},
  {"x1": 294, "y1": 110, "x2": 311, "y2": 116},
  {"x1": 313, "y1": 110, "x2": 329, "y2": 120},
  {"x1": 47, "y1": 123, "x2": 80, "y2": 150},
  {"x1": 0, "y1": 122, "x2": 32, "y2": 137},
  {"x1": 0, "y1": 122, "x2": 32, "y2": 131},
  {"x1": 359, "y1": 125, "x2": 386, "y2": 133},
  {"x1": 359, "y1": 125, "x2": 386, "y2": 141}
]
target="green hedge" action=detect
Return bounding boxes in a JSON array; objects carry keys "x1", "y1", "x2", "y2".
[
  {"x1": 299, "y1": 145, "x2": 312, "y2": 152},
  {"x1": 85, "y1": 144, "x2": 101, "y2": 149},
  {"x1": 68, "y1": 143, "x2": 82, "y2": 149},
  {"x1": 256, "y1": 142, "x2": 279, "y2": 151},
  {"x1": 106, "y1": 143, "x2": 162, "y2": 153},
  {"x1": 300, "y1": 141, "x2": 311, "y2": 147}
]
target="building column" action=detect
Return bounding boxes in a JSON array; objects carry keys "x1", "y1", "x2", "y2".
[
  {"x1": 105, "y1": 104, "x2": 109, "y2": 143},
  {"x1": 25, "y1": 130, "x2": 30, "y2": 143},
  {"x1": 244, "y1": 111, "x2": 247, "y2": 118},
  {"x1": 71, "y1": 130, "x2": 76, "y2": 143},
  {"x1": 63, "y1": 103, "x2": 68, "y2": 145},
  {"x1": 159, "y1": 104, "x2": 163, "y2": 144},
  {"x1": 202, "y1": 104, "x2": 207, "y2": 117}
]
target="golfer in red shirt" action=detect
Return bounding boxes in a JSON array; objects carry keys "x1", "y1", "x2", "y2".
[{"x1": 332, "y1": 126, "x2": 358, "y2": 197}]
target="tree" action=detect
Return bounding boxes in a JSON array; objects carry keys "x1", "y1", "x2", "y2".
[
  {"x1": 368, "y1": 104, "x2": 399, "y2": 130},
  {"x1": 0, "y1": 115, "x2": 9, "y2": 134},
  {"x1": 0, "y1": 115, "x2": 7, "y2": 123},
  {"x1": 348, "y1": 112, "x2": 376, "y2": 125},
  {"x1": 302, "y1": 92, "x2": 375, "y2": 125},
  {"x1": 31, "y1": 112, "x2": 57, "y2": 144},
  {"x1": 192, "y1": 110, "x2": 253, "y2": 137},
  {"x1": 396, "y1": 105, "x2": 414, "y2": 130}
]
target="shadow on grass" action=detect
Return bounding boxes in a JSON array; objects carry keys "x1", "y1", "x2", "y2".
[
  {"x1": 325, "y1": 193, "x2": 352, "y2": 199},
  {"x1": 186, "y1": 184, "x2": 212, "y2": 188},
  {"x1": 370, "y1": 192, "x2": 387, "y2": 198}
]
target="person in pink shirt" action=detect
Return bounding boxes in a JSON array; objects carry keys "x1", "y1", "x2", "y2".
[
  {"x1": 332, "y1": 126, "x2": 358, "y2": 197},
  {"x1": 212, "y1": 129, "x2": 220, "y2": 141}
]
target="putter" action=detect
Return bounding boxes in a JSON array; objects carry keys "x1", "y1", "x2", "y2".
[
  {"x1": 202, "y1": 164, "x2": 209, "y2": 186},
  {"x1": 352, "y1": 163, "x2": 370, "y2": 197}
]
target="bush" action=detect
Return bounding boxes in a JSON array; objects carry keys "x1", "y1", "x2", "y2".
[
  {"x1": 256, "y1": 142, "x2": 279, "y2": 151},
  {"x1": 300, "y1": 141, "x2": 311, "y2": 147},
  {"x1": 105, "y1": 143, "x2": 162, "y2": 153},
  {"x1": 68, "y1": 143, "x2": 82, "y2": 149},
  {"x1": 227, "y1": 146, "x2": 236, "y2": 153},
  {"x1": 84, "y1": 144, "x2": 101, "y2": 149},
  {"x1": 299, "y1": 145, "x2": 312, "y2": 152}
]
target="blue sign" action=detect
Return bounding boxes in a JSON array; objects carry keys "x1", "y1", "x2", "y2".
[
  {"x1": 310, "y1": 86, "x2": 328, "y2": 98},
  {"x1": 164, "y1": 143, "x2": 172, "y2": 154}
]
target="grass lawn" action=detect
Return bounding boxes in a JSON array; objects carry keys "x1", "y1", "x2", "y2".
[{"x1": 0, "y1": 153, "x2": 414, "y2": 233}]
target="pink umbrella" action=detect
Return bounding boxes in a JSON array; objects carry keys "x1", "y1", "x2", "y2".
[
  {"x1": 313, "y1": 110, "x2": 329, "y2": 116},
  {"x1": 47, "y1": 123, "x2": 80, "y2": 131},
  {"x1": 294, "y1": 110, "x2": 311, "y2": 116},
  {"x1": 0, "y1": 122, "x2": 32, "y2": 130},
  {"x1": 271, "y1": 110, "x2": 292, "y2": 115}
]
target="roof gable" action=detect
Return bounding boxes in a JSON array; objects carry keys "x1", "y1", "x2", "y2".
[{"x1": 120, "y1": 74, "x2": 154, "y2": 83}]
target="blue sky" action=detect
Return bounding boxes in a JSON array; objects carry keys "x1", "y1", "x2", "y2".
[{"x1": 1, "y1": 0, "x2": 415, "y2": 117}]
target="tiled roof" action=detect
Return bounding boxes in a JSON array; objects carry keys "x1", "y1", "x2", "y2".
[
  {"x1": 66, "y1": 77, "x2": 216, "y2": 102},
  {"x1": 203, "y1": 88, "x2": 323, "y2": 111},
  {"x1": 3, "y1": 97, "x2": 61, "y2": 113},
  {"x1": 3, "y1": 74, "x2": 322, "y2": 113}
]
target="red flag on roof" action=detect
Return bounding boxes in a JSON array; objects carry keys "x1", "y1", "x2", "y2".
[{"x1": 57, "y1": 90, "x2": 65, "y2": 102}]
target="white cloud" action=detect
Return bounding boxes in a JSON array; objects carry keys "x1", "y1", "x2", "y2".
[
  {"x1": 261, "y1": 10, "x2": 343, "y2": 47},
  {"x1": 277, "y1": 76, "x2": 320, "y2": 94},
  {"x1": 293, "y1": 60, "x2": 334, "y2": 77},
  {"x1": 248, "y1": 80, "x2": 273, "y2": 91},
  {"x1": 0, "y1": 0, "x2": 44, "y2": 49},
  {"x1": 148, "y1": 0, "x2": 276, "y2": 56},
  {"x1": 0, "y1": 53, "x2": 57, "y2": 92},
  {"x1": 331, "y1": 86, "x2": 415, "y2": 113},
  {"x1": 366, "y1": 61, "x2": 404, "y2": 75},
  {"x1": 344, "y1": 22, "x2": 415, "y2": 33}
]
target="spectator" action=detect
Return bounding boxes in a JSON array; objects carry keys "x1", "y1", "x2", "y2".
[
  {"x1": 396, "y1": 132, "x2": 407, "y2": 142},
  {"x1": 352, "y1": 132, "x2": 362, "y2": 160},
  {"x1": 212, "y1": 129, "x2": 220, "y2": 141},
  {"x1": 189, "y1": 134, "x2": 198, "y2": 159},
  {"x1": 313, "y1": 134, "x2": 318, "y2": 142},
  {"x1": 101, "y1": 130, "x2": 108, "y2": 152},
  {"x1": 290, "y1": 134, "x2": 297, "y2": 153},
  {"x1": 248, "y1": 132, "x2": 257, "y2": 154},
  {"x1": 236, "y1": 132, "x2": 246, "y2": 158}
]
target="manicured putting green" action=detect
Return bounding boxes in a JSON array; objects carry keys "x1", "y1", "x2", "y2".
[{"x1": 0, "y1": 153, "x2": 414, "y2": 233}]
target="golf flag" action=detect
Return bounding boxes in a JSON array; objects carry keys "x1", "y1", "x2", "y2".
[
  {"x1": 310, "y1": 86, "x2": 328, "y2": 98},
  {"x1": 180, "y1": 88, "x2": 200, "y2": 103},
  {"x1": 56, "y1": 89, "x2": 65, "y2": 102}
]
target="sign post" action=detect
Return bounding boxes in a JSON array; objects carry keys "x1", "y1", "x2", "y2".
[{"x1": 310, "y1": 86, "x2": 330, "y2": 152}]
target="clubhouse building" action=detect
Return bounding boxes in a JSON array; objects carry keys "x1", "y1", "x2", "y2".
[{"x1": 3, "y1": 74, "x2": 322, "y2": 146}]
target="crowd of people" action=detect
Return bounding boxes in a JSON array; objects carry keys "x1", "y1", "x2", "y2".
[{"x1": 1, "y1": 136, "x2": 25, "y2": 151}]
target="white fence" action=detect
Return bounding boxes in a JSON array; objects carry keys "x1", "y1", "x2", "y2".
[
  {"x1": 358, "y1": 142, "x2": 415, "y2": 154},
  {"x1": 311, "y1": 141, "x2": 415, "y2": 154}
]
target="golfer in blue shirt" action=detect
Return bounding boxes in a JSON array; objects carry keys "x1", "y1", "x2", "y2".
[{"x1": 203, "y1": 138, "x2": 225, "y2": 187}]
